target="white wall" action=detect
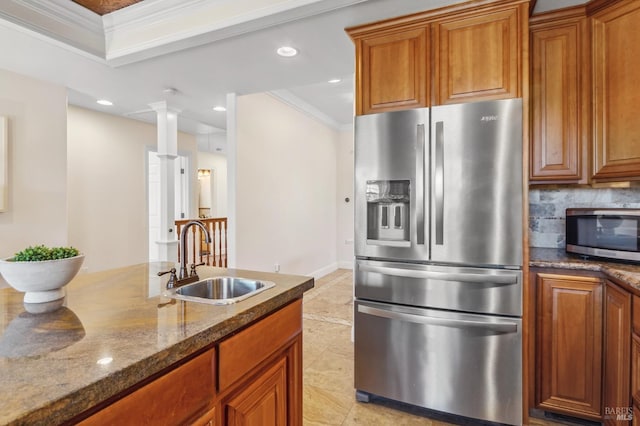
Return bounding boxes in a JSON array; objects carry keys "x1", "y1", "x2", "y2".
[
  {"x1": 235, "y1": 93, "x2": 338, "y2": 277},
  {"x1": 336, "y1": 129, "x2": 354, "y2": 269},
  {"x1": 197, "y1": 151, "x2": 227, "y2": 217},
  {"x1": 67, "y1": 106, "x2": 197, "y2": 272},
  {"x1": 0, "y1": 69, "x2": 68, "y2": 259}
]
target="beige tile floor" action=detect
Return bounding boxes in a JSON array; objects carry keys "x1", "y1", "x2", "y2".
[{"x1": 301, "y1": 269, "x2": 574, "y2": 426}]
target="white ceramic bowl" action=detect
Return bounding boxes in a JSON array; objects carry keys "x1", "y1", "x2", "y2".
[{"x1": 0, "y1": 255, "x2": 84, "y2": 305}]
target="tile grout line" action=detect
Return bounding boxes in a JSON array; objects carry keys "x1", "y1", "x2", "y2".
[{"x1": 303, "y1": 313, "x2": 352, "y2": 327}]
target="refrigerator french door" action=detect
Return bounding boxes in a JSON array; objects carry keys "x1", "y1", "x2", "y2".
[
  {"x1": 355, "y1": 99, "x2": 522, "y2": 267},
  {"x1": 354, "y1": 99, "x2": 524, "y2": 425}
]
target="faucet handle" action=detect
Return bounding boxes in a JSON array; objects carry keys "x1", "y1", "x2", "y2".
[
  {"x1": 190, "y1": 263, "x2": 205, "y2": 277},
  {"x1": 158, "y1": 268, "x2": 177, "y2": 289}
]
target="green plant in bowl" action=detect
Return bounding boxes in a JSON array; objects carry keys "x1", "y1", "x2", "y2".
[
  {"x1": 0, "y1": 245, "x2": 84, "y2": 313},
  {"x1": 12, "y1": 245, "x2": 79, "y2": 262}
]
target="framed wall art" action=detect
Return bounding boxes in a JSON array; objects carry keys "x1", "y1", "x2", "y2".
[{"x1": 0, "y1": 116, "x2": 7, "y2": 212}]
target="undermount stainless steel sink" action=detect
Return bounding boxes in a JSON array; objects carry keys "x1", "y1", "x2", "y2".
[{"x1": 166, "y1": 277, "x2": 275, "y2": 305}]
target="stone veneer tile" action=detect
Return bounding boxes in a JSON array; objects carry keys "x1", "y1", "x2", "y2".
[
  {"x1": 529, "y1": 203, "x2": 557, "y2": 218},
  {"x1": 529, "y1": 187, "x2": 640, "y2": 248}
]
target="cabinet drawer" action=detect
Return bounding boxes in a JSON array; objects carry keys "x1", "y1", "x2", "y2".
[
  {"x1": 218, "y1": 299, "x2": 302, "y2": 391},
  {"x1": 79, "y1": 348, "x2": 216, "y2": 425}
]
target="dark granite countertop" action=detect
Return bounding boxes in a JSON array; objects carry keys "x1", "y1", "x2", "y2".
[
  {"x1": 0, "y1": 262, "x2": 314, "y2": 425},
  {"x1": 530, "y1": 247, "x2": 640, "y2": 294}
]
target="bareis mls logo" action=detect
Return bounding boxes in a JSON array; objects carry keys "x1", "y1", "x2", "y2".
[{"x1": 605, "y1": 406, "x2": 632, "y2": 421}]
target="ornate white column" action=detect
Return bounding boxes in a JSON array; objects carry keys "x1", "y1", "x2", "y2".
[{"x1": 149, "y1": 101, "x2": 180, "y2": 262}]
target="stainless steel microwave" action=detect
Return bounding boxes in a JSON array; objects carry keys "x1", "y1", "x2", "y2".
[{"x1": 566, "y1": 208, "x2": 640, "y2": 263}]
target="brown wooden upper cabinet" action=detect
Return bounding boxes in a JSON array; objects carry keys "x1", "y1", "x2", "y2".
[
  {"x1": 529, "y1": 6, "x2": 590, "y2": 183},
  {"x1": 433, "y1": 7, "x2": 522, "y2": 105},
  {"x1": 591, "y1": 0, "x2": 640, "y2": 181},
  {"x1": 357, "y1": 25, "x2": 429, "y2": 115},
  {"x1": 346, "y1": 0, "x2": 529, "y2": 116},
  {"x1": 530, "y1": 0, "x2": 640, "y2": 184}
]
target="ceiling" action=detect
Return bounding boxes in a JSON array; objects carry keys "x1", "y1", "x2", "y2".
[
  {"x1": 72, "y1": 0, "x2": 144, "y2": 15},
  {"x1": 0, "y1": 0, "x2": 588, "y2": 152}
]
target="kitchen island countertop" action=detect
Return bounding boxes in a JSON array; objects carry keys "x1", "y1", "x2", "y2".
[
  {"x1": 0, "y1": 262, "x2": 313, "y2": 425},
  {"x1": 530, "y1": 247, "x2": 640, "y2": 294}
]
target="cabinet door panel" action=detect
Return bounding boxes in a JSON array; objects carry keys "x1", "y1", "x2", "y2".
[
  {"x1": 224, "y1": 357, "x2": 287, "y2": 426},
  {"x1": 434, "y1": 8, "x2": 520, "y2": 104},
  {"x1": 603, "y1": 280, "x2": 632, "y2": 425},
  {"x1": 530, "y1": 13, "x2": 588, "y2": 183},
  {"x1": 632, "y1": 334, "x2": 640, "y2": 414},
  {"x1": 536, "y1": 273, "x2": 603, "y2": 419},
  {"x1": 358, "y1": 26, "x2": 429, "y2": 115},
  {"x1": 592, "y1": 1, "x2": 640, "y2": 180}
]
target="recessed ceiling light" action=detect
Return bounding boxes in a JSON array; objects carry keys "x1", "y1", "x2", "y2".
[
  {"x1": 96, "y1": 99, "x2": 113, "y2": 106},
  {"x1": 328, "y1": 78, "x2": 341, "y2": 84},
  {"x1": 213, "y1": 106, "x2": 226, "y2": 112},
  {"x1": 277, "y1": 46, "x2": 298, "y2": 57}
]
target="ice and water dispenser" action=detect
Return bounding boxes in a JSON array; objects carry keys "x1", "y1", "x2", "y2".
[{"x1": 365, "y1": 180, "x2": 410, "y2": 246}]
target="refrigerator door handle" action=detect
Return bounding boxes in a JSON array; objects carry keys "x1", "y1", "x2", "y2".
[
  {"x1": 434, "y1": 121, "x2": 444, "y2": 245},
  {"x1": 358, "y1": 304, "x2": 518, "y2": 333},
  {"x1": 416, "y1": 123, "x2": 425, "y2": 245},
  {"x1": 359, "y1": 264, "x2": 518, "y2": 284}
]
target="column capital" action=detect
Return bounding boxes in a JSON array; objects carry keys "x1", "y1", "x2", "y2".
[{"x1": 148, "y1": 101, "x2": 182, "y2": 115}]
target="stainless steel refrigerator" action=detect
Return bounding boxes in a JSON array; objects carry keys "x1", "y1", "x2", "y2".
[{"x1": 354, "y1": 98, "x2": 523, "y2": 425}]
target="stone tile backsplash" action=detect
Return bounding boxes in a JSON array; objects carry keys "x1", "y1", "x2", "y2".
[{"x1": 529, "y1": 187, "x2": 640, "y2": 248}]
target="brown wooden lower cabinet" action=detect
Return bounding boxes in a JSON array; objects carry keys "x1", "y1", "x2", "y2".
[
  {"x1": 633, "y1": 295, "x2": 640, "y2": 425},
  {"x1": 77, "y1": 299, "x2": 303, "y2": 426},
  {"x1": 224, "y1": 357, "x2": 288, "y2": 426},
  {"x1": 632, "y1": 334, "x2": 640, "y2": 425},
  {"x1": 535, "y1": 271, "x2": 603, "y2": 420},
  {"x1": 533, "y1": 269, "x2": 636, "y2": 425},
  {"x1": 217, "y1": 299, "x2": 302, "y2": 426},
  {"x1": 603, "y1": 280, "x2": 632, "y2": 425}
]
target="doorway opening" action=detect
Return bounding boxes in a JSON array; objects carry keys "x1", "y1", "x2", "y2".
[
  {"x1": 198, "y1": 168, "x2": 215, "y2": 218},
  {"x1": 147, "y1": 151, "x2": 189, "y2": 262}
]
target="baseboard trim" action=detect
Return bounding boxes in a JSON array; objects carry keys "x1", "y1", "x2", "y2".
[
  {"x1": 307, "y1": 263, "x2": 338, "y2": 279},
  {"x1": 337, "y1": 260, "x2": 354, "y2": 270}
]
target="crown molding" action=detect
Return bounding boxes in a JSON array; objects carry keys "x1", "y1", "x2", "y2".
[
  {"x1": 26, "y1": 0, "x2": 102, "y2": 32},
  {"x1": 0, "y1": 0, "x2": 104, "y2": 56},
  {"x1": 102, "y1": 0, "x2": 368, "y2": 65},
  {"x1": 0, "y1": 0, "x2": 368, "y2": 66},
  {"x1": 269, "y1": 90, "x2": 348, "y2": 132}
]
